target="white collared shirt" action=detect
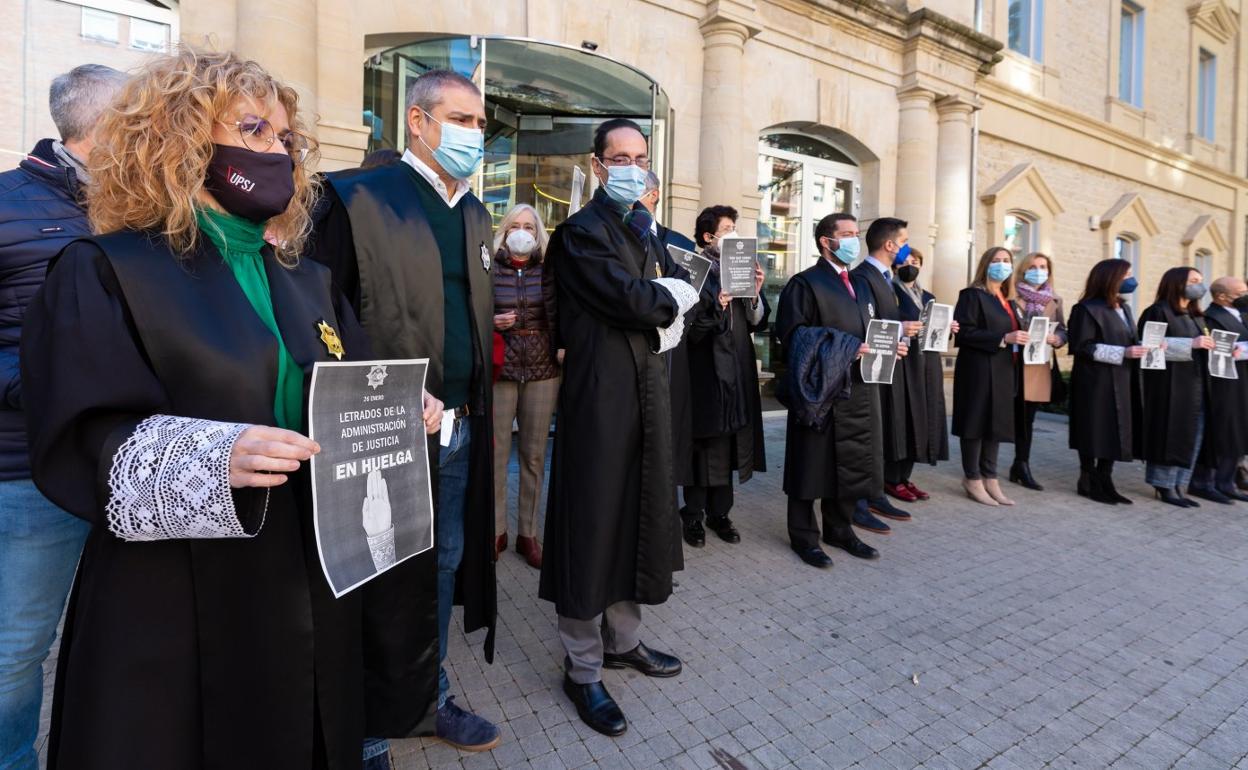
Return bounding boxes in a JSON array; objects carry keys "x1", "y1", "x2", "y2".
[
  {"x1": 824, "y1": 257, "x2": 847, "y2": 275},
  {"x1": 865, "y1": 255, "x2": 893, "y2": 280},
  {"x1": 1227, "y1": 304, "x2": 1243, "y2": 323},
  {"x1": 401, "y1": 148, "x2": 470, "y2": 208}
]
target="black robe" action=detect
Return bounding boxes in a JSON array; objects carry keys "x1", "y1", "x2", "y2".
[
  {"x1": 1137, "y1": 303, "x2": 1205, "y2": 467},
  {"x1": 894, "y1": 283, "x2": 950, "y2": 464},
  {"x1": 539, "y1": 191, "x2": 684, "y2": 620},
  {"x1": 952, "y1": 286, "x2": 1020, "y2": 442},
  {"x1": 310, "y1": 163, "x2": 495, "y2": 735},
  {"x1": 1202, "y1": 305, "x2": 1248, "y2": 459},
  {"x1": 776, "y1": 259, "x2": 882, "y2": 500},
  {"x1": 852, "y1": 261, "x2": 909, "y2": 461},
  {"x1": 22, "y1": 232, "x2": 370, "y2": 770},
  {"x1": 685, "y1": 269, "x2": 770, "y2": 486},
  {"x1": 1068, "y1": 299, "x2": 1140, "y2": 460}
]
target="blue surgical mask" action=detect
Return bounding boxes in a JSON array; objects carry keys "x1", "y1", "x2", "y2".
[
  {"x1": 1119, "y1": 276, "x2": 1138, "y2": 294},
  {"x1": 1024, "y1": 268, "x2": 1048, "y2": 286},
  {"x1": 895, "y1": 243, "x2": 912, "y2": 264},
  {"x1": 833, "y1": 236, "x2": 859, "y2": 265},
  {"x1": 420, "y1": 109, "x2": 484, "y2": 180},
  {"x1": 599, "y1": 161, "x2": 649, "y2": 206},
  {"x1": 987, "y1": 262, "x2": 1013, "y2": 282}
]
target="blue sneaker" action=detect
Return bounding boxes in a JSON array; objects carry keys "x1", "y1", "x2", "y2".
[{"x1": 437, "y1": 696, "x2": 502, "y2": 752}]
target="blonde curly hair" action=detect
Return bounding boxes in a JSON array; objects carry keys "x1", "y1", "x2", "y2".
[{"x1": 87, "y1": 47, "x2": 319, "y2": 264}]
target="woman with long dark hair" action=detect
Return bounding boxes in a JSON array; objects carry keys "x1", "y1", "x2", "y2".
[
  {"x1": 1138, "y1": 266, "x2": 1215, "y2": 506},
  {"x1": 1067, "y1": 259, "x2": 1147, "y2": 504},
  {"x1": 1009, "y1": 252, "x2": 1067, "y2": 490},
  {"x1": 952, "y1": 246, "x2": 1027, "y2": 506}
]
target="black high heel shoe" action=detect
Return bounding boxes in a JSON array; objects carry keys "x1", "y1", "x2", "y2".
[
  {"x1": 1009, "y1": 462, "x2": 1043, "y2": 491},
  {"x1": 1173, "y1": 488, "x2": 1199, "y2": 508},
  {"x1": 1153, "y1": 487, "x2": 1187, "y2": 507}
]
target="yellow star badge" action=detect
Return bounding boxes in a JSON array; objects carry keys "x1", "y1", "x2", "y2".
[{"x1": 317, "y1": 320, "x2": 345, "y2": 360}]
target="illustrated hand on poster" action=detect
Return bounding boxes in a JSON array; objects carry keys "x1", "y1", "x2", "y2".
[{"x1": 363, "y1": 469, "x2": 396, "y2": 570}]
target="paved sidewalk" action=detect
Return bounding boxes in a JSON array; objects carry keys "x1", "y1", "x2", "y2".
[
  {"x1": 401, "y1": 413, "x2": 1248, "y2": 769},
  {"x1": 36, "y1": 414, "x2": 1248, "y2": 769}
]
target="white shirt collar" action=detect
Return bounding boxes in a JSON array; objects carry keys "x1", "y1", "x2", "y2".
[
  {"x1": 823, "y1": 257, "x2": 846, "y2": 274},
  {"x1": 865, "y1": 255, "x2": 892, "y2": 277},
  {"x1": 1226, "y1": 304, "x2": 1242, "y2": 322},
  {"x1": 401, "y1": 148, "x2": 470, "y2": 208}
]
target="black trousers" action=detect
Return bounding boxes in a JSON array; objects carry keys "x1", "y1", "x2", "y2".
[
  {"x1": 960, "y1": 438, "x2": 1000, "y2": 480},
  {"x1": 1014, "y1": 400, "x2": 1040, "y2": 464},
  {"x1": 884, "y1": 459, "x2": 915, "y2": 485},
  {"x1": 1192, "y1": 456, "x2": 1238, "y2": 492},
  {"x1": 787, "y1": 497, "x2": 852, "y2": 550},
  {"x1": 682, "y1": 485, "x2": 734, "y2": 521}
]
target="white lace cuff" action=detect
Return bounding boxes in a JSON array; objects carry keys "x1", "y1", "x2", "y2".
[
  {"x1": 105, "y1": 415, "x2": 266, "y2": 541},
  {"x1": 1093, "y1": 344, "x2": 1126, "y2": 365},
  {"x1": 651, "y1": 277, "x2": 701, "y2": 354},
  {"x1": 1163, "y1": 337, "x2": 1194, "y2": 362},
  {"x1": 368, "y1": 526, "x2": 396, "y2": 570}
]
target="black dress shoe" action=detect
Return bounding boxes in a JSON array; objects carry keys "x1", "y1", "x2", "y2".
[
  {"x1": 1220, "y1": 488, "x2": 1248, "y2": 503},
  {"x1": 823, "y1": 532, "x2": 880, "y2": 560},
  {"x1": 793, "y1": 546, "x2": 833, "y2": 569},
  {"x1": 680, "y1": 510, "x2": 705, "y2": 548},
  {"x1": 852, "y1": 503, "x2": 891, "y2": 534},
  {"x1": 1009, "y1": 462, "x2": 1044, "y2": 491},
  {"x1": 563, "y1": 676, "x2": 627, "y2": 737},
  {"x1": 1188, "y1": 486, "x2": 1233, "y2": 505},
  {"x1": 603, "y1": 642, "x2": 682, "y2": 677},
  {"x1": 868, "y1": 496, "x2": 912, "y2": 521},
  {"x1": 705, "y1": 513, "x2": 741, "y2": 543},
  {"x1": 1100, "y1": 472, "x2": 1132, "y2": 504}
]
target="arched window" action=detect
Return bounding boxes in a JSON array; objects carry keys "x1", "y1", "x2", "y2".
[{"x1": 1004, "y1": 211, "x2": 1038, "y2": 256}]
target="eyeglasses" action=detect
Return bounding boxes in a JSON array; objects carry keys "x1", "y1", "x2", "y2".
[
  {"x1": 224, "y1": 114, "x2": 313, "y2": 164},
  {"x1": 596, "y1": 154, "x2": 650, "y2": 170}
]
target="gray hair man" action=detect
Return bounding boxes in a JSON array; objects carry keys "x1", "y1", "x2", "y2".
[
  {"x1": 0, "y1": 62, "x2": 125, "y2": 769},
  {"x1": 309, "y1": 68, "x2": 501, "y2": 764}
]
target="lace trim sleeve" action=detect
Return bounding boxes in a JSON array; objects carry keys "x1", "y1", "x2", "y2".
[
  {"x1": 1163, "y1": 337, "x2": 1194, "y2": 362},
  {"x1": 368, "y1": 526, "x2": 397, "y2": 570},
  {"x1": 651, "y1": 277, "x2": 701, "y2": 354},
  {"x1": 1093, "y1": 344, "x2": 1126, "y2": 365},
  {"x1": 105, "y1": 415, "x2": 267, "y2": 541}
]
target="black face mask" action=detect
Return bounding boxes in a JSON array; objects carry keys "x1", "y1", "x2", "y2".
[
  {"x1": 1234, "y1": 295, "x2": 1248, "y2": 312},
  {"x1": 203, "y1": 143, "x2": 295, "y2": 223},
  {"x1": 896, "y1": 265, "x2": 920, "y2": 284}
]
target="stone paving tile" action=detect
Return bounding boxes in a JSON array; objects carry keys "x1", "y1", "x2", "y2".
[{"x1": 34, "y1": 415, "x2": 1248, "y2": 769}]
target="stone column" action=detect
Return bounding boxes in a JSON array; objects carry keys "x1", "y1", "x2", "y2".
[
  {"x1": 932, "y1": 96, "x2": 976, "y2": 303},
  {"x1": 697, "y1": 2, "x2": 761, "y2": 213},
  {"x1": 235, "y1": 0, "x2": 318, "y2": 116},
  {"x1": 894, "y1": 86, "x2": 938, "y2": 260},
  {"x1": 315, "y1": 0, "x2": 370, "y2": 169}
]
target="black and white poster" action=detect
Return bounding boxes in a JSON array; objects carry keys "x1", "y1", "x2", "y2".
[
  {"x1": 1140, "y1": 321, "x2": 1167, "y2": 371},
  {"x1": 920, "y1": 301, "x2": 953, "y2": 353},
  {"x1": 863, "y1": 319, "x2": 902, "y2": 385},
  {"x1": 719, "y1": 234, "x2": 758, "y2": 298},
  {"x1": 1023, "y1": 316, "x2": 1051, "y2": 365},
  {"x1": 309, "y1": 359, "x2": 434, "y2": 598},
  {"x1": 666, "y1": 244, "x2": 713, "y2": 294},
  {"x1": 1210, "y1": 329, "x2": 1239, "y2": 380}
]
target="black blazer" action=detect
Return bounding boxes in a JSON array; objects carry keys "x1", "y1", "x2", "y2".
[{"x1": 952, "y1": 286, "x2": 1021, "y2": 441}]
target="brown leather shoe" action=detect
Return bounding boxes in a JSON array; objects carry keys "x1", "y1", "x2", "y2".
[
  {"x1": 515, "y1": 535, "x2": 542, "y2": 569},
  {"x1": 494, "y1": 533, "x2": 508, "y2": 561}
]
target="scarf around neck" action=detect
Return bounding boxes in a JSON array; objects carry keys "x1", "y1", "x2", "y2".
[{"x1": 1015, "y1": 279, "x2": 1055, "y2": 319}]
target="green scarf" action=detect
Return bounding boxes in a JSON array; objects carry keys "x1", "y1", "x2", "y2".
[{"x1": 196, "y1": 207, "x2": 304, "y2": 431}]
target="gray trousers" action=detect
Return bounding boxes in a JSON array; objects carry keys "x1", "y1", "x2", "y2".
[{"x1": 557, "y1": 601, "x2": 642, "y2": 684}]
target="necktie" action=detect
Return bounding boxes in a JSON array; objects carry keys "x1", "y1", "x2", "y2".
[{"x1": 840, "y1": 269, "x2": 856, "y2": 299}]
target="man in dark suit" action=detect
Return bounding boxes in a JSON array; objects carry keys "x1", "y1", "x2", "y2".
[
  {"x1": 775, "y1": 213, "x2": 908, "y2": 568},
  {"x1": 1193, "y1": 276, "x2": 1248, "y2": 500}
]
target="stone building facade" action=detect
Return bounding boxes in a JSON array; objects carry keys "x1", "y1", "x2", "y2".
[{"x1": 5, "y1": 0, "x2": 1247, "y2": 370}]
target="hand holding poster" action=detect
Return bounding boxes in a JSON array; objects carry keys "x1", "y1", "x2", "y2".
[
  {"x1": 666, "y1": 244, "x2": 713, "y2": 294},
  {"x1": 719, "y1": 234, "x2": 758, "y2": 298},
  {"x1": 920, "y1": 301, "x2": 953, "y2": 353},
  {"x1": 863, "y1": 319, "x2": 901, "y2": 385},
  {"x1": 309, "y1": 360, "x2": 435, "y2": 597},
  {"x1": 1210, "y1": 329, "x2": 1239, "y2": 380},
  {"x1": 1140, "y1": 321, "x2": 1167, "y2": 371},
  {"x1": 1023, "y1": 317, "x2": 1051, "y2": 365}
]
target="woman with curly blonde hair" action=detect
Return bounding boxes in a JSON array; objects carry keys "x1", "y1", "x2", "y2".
[{"x1": 21, "y1": 47, "x2": 439, "y2": 769}]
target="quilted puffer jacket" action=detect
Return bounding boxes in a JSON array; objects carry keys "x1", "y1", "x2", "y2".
[{"x1": 492, "y1": 250, "x2": 558, "y2": 382}]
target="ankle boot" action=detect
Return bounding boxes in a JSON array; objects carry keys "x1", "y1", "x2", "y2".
[
  {"x1": 983, "y1": 477, "x2": 1015, "y2": 505},
  {"x1": 962, "y1": 478, "x2": 999, "y2": 506},
  {"x1": 1077, "y1": 471, "x2": 1093, "y2": 498},
  {"x1": 1087, "y1": 472, "x2": 1119, "y2": 505},
  {"x1": 1009, "y1": 461, "x2": 1043, "y2": 491},
  {"x1": 1100, "y1": 471, "x2": 1132, "y2": 504}
]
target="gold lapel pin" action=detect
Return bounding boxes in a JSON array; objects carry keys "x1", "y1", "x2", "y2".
[{"x1": 317, "y1": 319, "x2": 345, "y2": 360}]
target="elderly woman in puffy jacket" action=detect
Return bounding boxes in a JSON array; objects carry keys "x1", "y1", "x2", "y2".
[{"x1": 491, "y1": 204, "x2": 559, "y2": 568}]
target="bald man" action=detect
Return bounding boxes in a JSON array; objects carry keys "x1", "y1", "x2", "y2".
[{"x1": 1190, "y1": 277, "x2": 1248, "y2": 502}]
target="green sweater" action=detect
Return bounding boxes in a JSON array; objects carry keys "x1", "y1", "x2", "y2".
[
  {"x1": 196, "y1": 207, "x2": 304, "y2": 431},
  {"x1": 404, "y1": 164, "x2": 472, "y2": 409}
]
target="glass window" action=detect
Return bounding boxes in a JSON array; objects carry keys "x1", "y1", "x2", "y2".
[
  {"x1": 760, "y1": 134, "x2": 856, "y2": 165},
  {"x1": 1008, "y1": 0, "x2": 1044, "y2": 61},
  {"x1": 1004, "y1": 212, "x2": 1036, "y2": 256},
  {"x1": 1119, "y1": 2, "x2": 1144, "y2": 107},
  {"x1": 130, "y1": 18, "x2": 169, "y2": 52},
  {"x1": 81, "y1": 8, "x2": 119, "y2": 44},
  {"x1": 1197, "y1": 49, "x2": 1216, "y2": 141}
]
